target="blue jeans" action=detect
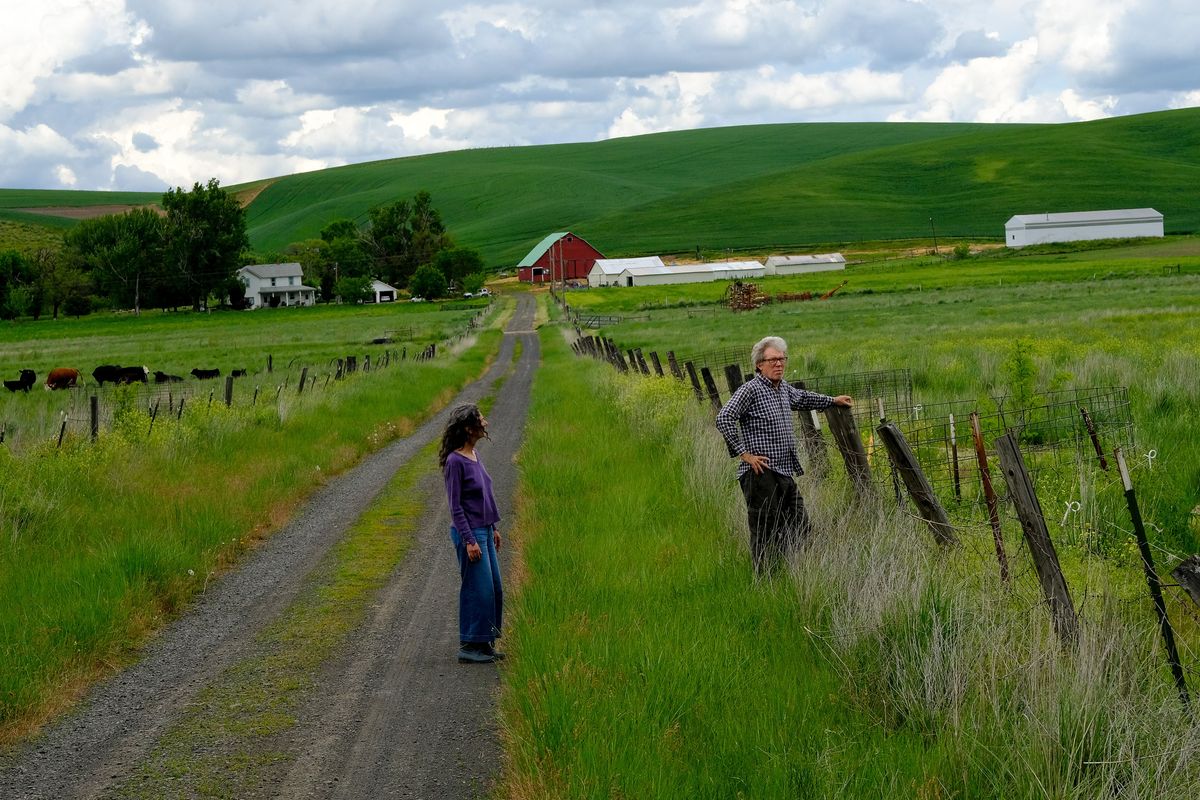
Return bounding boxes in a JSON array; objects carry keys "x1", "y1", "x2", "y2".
[{"x1": 450, "y1": 526, "x2": 503, "y2": 643}]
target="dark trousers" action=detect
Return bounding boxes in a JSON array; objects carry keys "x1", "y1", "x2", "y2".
[{"x1": 739, "y1": 469, "x2": 813, "y2": 576}]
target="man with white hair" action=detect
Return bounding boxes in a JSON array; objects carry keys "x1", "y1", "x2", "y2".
[{"x1": 715, "y1": 336, "x2": 852, "y2": 576}]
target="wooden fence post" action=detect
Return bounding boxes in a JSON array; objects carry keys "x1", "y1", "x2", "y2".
[
  {"x1": 684, "y1": 361, "x2": 705, "y2": 402},
  {"x1": 648, "y1": 351, "x2": 664, "y2": 376},
  {"x1": 949, "y1": 413, "x2": 962, "y2": 500},
  {"x1": 634, "y1": 348, "x2": 650, "y2": 375},
  {"x1": 970, "y1": 412, "x2": 1009, "y2": 584},
  {"x1": 1080, "y1": 407, "x2": 1108, "y2": 470},
  {"x1": 876, "y1": 422, "x2": 956, "y2": 545},
  {"x1": 699, "y1": 367, "x2": 722, "y2": 411},
  {"x1": 224, "y1": 376, "x2": 234, "y2": 407},
  {"x1": 666, "y1": 351, "x2": 684, "y2": 381},
  {"x1": 1116, "y1": 449, "x2": 1189, "y2": 708},
  {"x1": 825, "y1": 405, "x2": 873, "y2": 497},
  {"x1": 90, "y1": 395, "x2": 99, "y2": 441},
  {"x1": 298, "y1": 367, "x2": 309, "y2": 395},
  {"x1": 995, "y1": 432, "x2": 1078, "y2": 644},
  {"x1": 723, "y1": 364, "x2": 743, "y2": 396},
  {"x1": 267, "y1": 354, "x2": 273, "y2": 373}
]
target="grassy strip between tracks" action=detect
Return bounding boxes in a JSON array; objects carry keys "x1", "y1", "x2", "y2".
[
  {"x1": 500, "y1": 329, "x2": 945, "y2": 798},
  {"x1": 106, "y1": 438, "x2": 439, "y2": 799},
  {"x1": 0, "y1": 324, "x2": 501, "y2": 745}
]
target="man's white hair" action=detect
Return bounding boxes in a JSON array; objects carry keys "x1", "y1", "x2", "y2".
[{"x1": 751, "y1": 336, "x2": 788, "y2": 368}]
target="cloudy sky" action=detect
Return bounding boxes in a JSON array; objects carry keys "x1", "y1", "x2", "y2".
[{"x1": 3, "y1": 0, "x2": 1197, "y2": 191}]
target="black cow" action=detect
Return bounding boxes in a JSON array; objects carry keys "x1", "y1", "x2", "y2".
[
  {"x1": 191, "y1": 368, "x2": 221, "y2": 380},
  {"x1": 3, "y1": 369, "x2": 36, "y2": 392},
  {"x1": 231, "y1": 369, "x2": 248, "y2": 378},
  {"x1": 93, "y1": 365, "x2": 148, "y2": 385},
  {"x1": 154, "y1": 371, "x2": 184, "y2": 383}
]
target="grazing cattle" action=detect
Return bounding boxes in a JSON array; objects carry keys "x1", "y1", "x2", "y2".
[
  {"x1": 154, "y1": 371, "x2": 184, "y2": 383},
  {"x1": 93, "y1": 365, "x2": 149, "y2": 386},
  {"x1": 231, "y1": 369, "x2": 247, "y2": 378},
  {"x1": 45, "y1": 368, "x2": 81, "y2": 390},
  {"x1": 191, "y1": 368, "x2": 221, "y2": 380},
  {"x1": 4, "y1": 369, "x2": 36, "y2": 393}
]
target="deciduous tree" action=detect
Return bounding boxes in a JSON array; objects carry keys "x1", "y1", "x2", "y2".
[{"x1": 162, "y1": 179, "x2": 249, "y2": 310}]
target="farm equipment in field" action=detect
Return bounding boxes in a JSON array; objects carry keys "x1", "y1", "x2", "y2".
[{"x1": 725, "y1": 279, "x2": 848, "y2": 311}]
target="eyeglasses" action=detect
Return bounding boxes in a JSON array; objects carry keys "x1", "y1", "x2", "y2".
[{"x1": 760, "y1": 356, "x2": 788, "y2": 365}]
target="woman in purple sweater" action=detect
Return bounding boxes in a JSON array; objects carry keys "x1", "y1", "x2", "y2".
[{"x1": 439, "y1": 403, "x2": 504, "y2": 664}]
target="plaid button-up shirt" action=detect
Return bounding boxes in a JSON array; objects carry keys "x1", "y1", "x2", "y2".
[{"x1": 715, "y1": 373, "x2": 834, "y2": 479}]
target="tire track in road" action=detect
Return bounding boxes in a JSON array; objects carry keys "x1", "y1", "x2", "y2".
[
  {"x1": 278, "y1": 299, "x2": 538, "y2": 799},
  {"x1": 0, "y1": 295, "x2": 537, "y2": 800}
]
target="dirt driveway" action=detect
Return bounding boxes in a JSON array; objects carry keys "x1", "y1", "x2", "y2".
[{"x1": 0, "y1": 294, "x2": 539, "y2": 799}]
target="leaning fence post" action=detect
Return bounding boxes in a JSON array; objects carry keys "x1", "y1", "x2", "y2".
[
  {"x1": 667, "y1": 351, "x2": 684, "y2": 381},
  {"x1": 876, "y1": 422, "x2": 957, "y2": 546},
  {"x1": 684, "y1": 361, "x2": 704, "y2": 402},
  {"x1": 297, "y1": 367, "x2": 309, "y2": 395},
  {"x1": 970, "y1": 412, "x2": 1009, "y2": 584},
  {"x1": 1116, "y1": 449, "x2": 1189, "y2": 708},
  {"x1": 267, "y1": 354, "x2": 273, "y2": 373},
  {"x1": 57, "y1": 412, "x2": 67, "y2": 449},
  {"x1": 633, "y1": 348, "x2": 650, "y2": 376},
  {"x1": 995, "y1": 432, "x2": 1078, "y2": 645},
  {"x1": 648, "y1": 351, "x2": 664, "y2": 376},
  {"x1": 825, "y1": 405, "x2": 873, "y2": 497},
  {"x1": 90, "y1": 395, "x2": 99, "y2": 441},
  {"x1": 1080, "y1": 407, "x2": 1108, "y2": 470},
  {"x1": 699, "y1": 367, "x2": 722, "y2": 411},
  {"x1": 148, "y1": 400, "x2": 160, "y2": 435}
]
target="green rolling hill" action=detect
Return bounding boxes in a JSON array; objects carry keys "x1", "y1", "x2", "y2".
[{"x1": 2, "y1": 108, "x2": 1198, "y2": 265}]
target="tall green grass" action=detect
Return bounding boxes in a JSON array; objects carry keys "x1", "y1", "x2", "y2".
[
  {"x1": 503, "y1": 328, "x2": 1199, "y2": 797},
  {"x1": 0, "y1": 321, "x2": 501, "y2": 742}
]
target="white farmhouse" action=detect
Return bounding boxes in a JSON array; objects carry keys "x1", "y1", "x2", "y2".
[
  {"x1": 1005, "y1": 209, "x2": 1164, "y2": 248},
  {"x1": 764, "y1": 253, "x2": 846, "y2": 275},
  {"x1": 588, "y1": 256, "x2": 665, "y2": 287},
  {"x1": 238, "y1": 263, "x2": 317, "y2": 308}
]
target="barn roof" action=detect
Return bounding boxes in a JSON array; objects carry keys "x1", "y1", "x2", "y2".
[
  {"x1": 621, "y1": 260, "x2": 762, "y2": 277},
  {"x1": 239, "y1": 262, "x2": 305, "y2": 279},
  {"x1": 517, "y1": 231, "x2": 603, "y2": 267},
  {"x1": 1005, "y1": 208, "x2": 1162, "y2": 228},
  {"x1": 765, "y1": 253, "x2": 846, "y2": 267},
  {"x1": 593, "y1": 256, "x2": 665, "y2": 275}
]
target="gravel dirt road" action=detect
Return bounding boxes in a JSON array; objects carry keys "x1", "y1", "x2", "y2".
[{"x1": 0, "y1": 294, "x2": 539, "y2": 799}]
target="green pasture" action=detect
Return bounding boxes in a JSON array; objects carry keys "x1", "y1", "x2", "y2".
[
  {"x1": 0, "y1": 302, "x2": 504, "y2": 741},
  {"x1": 570, "y1": 252, "x2": 1200, "y2": 556},
  {"x1": 4, "y1": 108, "x2": 1198, "y2": 266},
  {"x1": 505, "y1": 328, "x2": 1199, "y2": 797}
]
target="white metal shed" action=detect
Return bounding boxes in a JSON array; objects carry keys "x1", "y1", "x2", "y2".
[
  {"x1": 618, "y1": 260, "x2": 764, "y2": 287},
  {"x1": 588, "y1": 256, "x2": 665, "y2": 287},
  {"x1": 764, "y1": 253, "x2": 846, "y2": 275},
  {"x1": 1005, "y1": 209, "x2": 1163, "y2": 247}
]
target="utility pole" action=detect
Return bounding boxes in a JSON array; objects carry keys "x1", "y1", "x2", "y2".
[{"x1": 929, "y1": 217, "x2": 939, "y2": 254}]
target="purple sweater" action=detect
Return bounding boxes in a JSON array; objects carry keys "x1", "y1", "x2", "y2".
[{"x1": 444, "y1": 450, "x2": 500, "y2": 546}]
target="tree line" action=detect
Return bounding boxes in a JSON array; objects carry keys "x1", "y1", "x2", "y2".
[{"x1": 0, "y1": 182, "x2": 483, "y2": 320}]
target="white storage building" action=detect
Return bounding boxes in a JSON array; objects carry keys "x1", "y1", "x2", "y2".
[
  {"x1": 588, "y1": 256, "x2": 665, "y2": 287},
  {"x1": 618, "y1": 260, "x2": 764, "y2": 287},
  {"x1": 764, "y1": 253, "x2": 846, "y2": 275},
  {"x1": 1005, "y1": 209, "x2": 1163, "y2": 248}
]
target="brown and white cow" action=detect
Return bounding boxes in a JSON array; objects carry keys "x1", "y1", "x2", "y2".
[{"x1": 45, "y1": 368, "x2": 81, "y2": 390}]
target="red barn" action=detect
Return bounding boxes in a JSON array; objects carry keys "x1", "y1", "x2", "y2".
[{"x1": 517, "y1": 232, "x2": 604, "y2": 283}]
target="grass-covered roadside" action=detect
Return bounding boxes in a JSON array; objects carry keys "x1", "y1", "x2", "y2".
[
  {"x1": 0, "y1": 324, "x2": 501, "y2": 745},
  {"x1": 500, "y1": 330, "x2": 946, "y2": 797},
  {"x1": 109, "y1": 439, "x2": 439, "y2": 798},
  {"x1": 503, "y1": 329, "x2": 1199, "y2": 798}
]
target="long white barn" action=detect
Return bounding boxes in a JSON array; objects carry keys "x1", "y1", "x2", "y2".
[
  {"x1": 618, "y1": 260, "x2": 764, "y2": 287},
  {"x1": 764, "y1": 253, "x2": 846, "y2": 275},
  {"x1": 1005, "y1": 208, "x2": 1163, "y2": 247},
  {"x1": 588, "y1": 256, "x2": 665, "y2": 287}
]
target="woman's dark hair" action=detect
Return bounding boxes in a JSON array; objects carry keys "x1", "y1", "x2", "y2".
[{"x1": 439, "y1": 403, "x2": 486, "y2": 469}]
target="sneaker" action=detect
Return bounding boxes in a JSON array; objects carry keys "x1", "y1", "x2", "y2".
[
  {"x1": 482, "y1": 642, "x2": 505, "y2": 660},
  {"x1": 458, "y1": 646, "x2": 495, "y2": 664}
]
